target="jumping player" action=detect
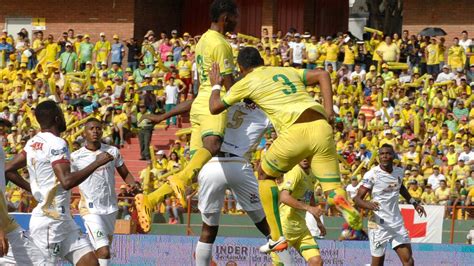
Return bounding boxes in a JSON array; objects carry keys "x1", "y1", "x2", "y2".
[{"x1": 208, "y1": 47, "x2": 363, "y2": 252}]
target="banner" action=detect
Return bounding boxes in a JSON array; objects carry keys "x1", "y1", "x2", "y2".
[{"x1": 400, "y1": 204, "x2": 444, "y2": 243}]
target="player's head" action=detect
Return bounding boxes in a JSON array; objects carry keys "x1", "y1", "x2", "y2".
[
  {"x1": 210, "y1": 0, "x2": 239, "y2": 33},
  {"x1": 236, "y1": 47, "x2": 264, "y2": 76},
  {"x1": 299, "y1": 159, "x2": 310, "y2": 170},
  {"x1": 84, "y1": 117, "x2": 103, "y2": 143},
  {"x1": 35, "y1": 100, "x2": 66, "y2": 133},
  {"x1": 378, "y1": 144, "x2": 395, "y2": 168}
]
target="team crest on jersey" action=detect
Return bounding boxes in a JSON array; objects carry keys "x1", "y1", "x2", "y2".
[
  {"x1": 51, "y1": 243, "x2": 60, "y2": 256},
  {"x1": 96, "y1": 230, "x2": 104, "y2": 238},
  {"x1": 249, "y1": 193, "x2": 260, "y2": 204},
  {"x1": 224, "y1": 59, "x2": 231, "y2": 70},
  {"x1": 51, "y1": 147, "x2": 68, "y2": 156}
]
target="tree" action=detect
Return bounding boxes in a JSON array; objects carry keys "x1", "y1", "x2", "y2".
[{"x1": 366, "y1": 0, "x2": 403, "y2": 35}]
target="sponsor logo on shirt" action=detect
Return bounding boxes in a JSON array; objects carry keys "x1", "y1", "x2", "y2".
[
  {"x1": 51, "y1": 147, "x2": 68, "y2": 156},
  {"x1": 30, "y1": 142, "x2": 44, "y2": 151},
  {"x1": 249, "y1": 193, "x2": 260, "y2": 204}
]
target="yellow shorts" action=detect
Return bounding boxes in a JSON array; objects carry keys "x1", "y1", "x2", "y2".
[
  {"x1": 261, "y1": 119, "x2": 341, "y2": 192},
  {"x1": 271, "y1": 230, "x2": 320, "y2": 264},
  {"x1": 189, "y1": 102, "x2": 227, "y2": 154}
]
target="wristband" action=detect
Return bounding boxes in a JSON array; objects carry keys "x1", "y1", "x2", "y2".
[
  {"x1": 212, "y1": 85, "x2": 222, "y2": 91},
  {"x1": 409, "y1": 198, "x2": 418, "y2": 207}
]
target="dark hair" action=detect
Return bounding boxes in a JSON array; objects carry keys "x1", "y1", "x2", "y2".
[
  {"x1": 462, "y1": 30, "x2": 468, "y2": 34},
  {"x1": 380, "y1": 143, "x2": 395, "y2": 152},
  {"x1": 237, "y1": 47, "x2": 264, "y2": 69},
  {"x1": 85, "y1": 117, "x2": 101, "y2": 125},
  {"x1": 35, "y1": 100, "x2": 62, "y2": 129},
  {"x1": 209, "y1": 0, "x2": 238, "y2": 22}
]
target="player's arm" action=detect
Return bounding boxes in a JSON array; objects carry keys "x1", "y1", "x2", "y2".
[
  {"x1": 353, "y1": 186, "x2": 379, "y2": 211},
  {"x1": 304, "y1": 69, "x2": 334, "y2": 120},
  {"x1": 309, "y1": 193, "x2": 326, "y2": 236},
  {"x1": 5, "y1": 152, "x2": 31, "y2": 192},
  {"x1": 0, "y1": 226, "x2": 8, "y2": 257},
  {"x1": 400, "y1": 184, "x2": 426, "y2": 217},
  {"x1": 141, "y1": 99, "x2": 193, "y2": 123},
  {"x1": 280, "y1": 190, "x2": 322, "y2": 218},
  {"x1": 209, "y1": 63, "x2": 248, "y2": 115},
  {"x1": 53, "y1": 152, "x2": 114, "y2": 190},
  {"x1": 116, "y1": 163, "x2": 140, "y2": 191}
]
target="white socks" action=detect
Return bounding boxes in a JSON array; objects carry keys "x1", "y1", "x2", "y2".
[
  {"x1": 98, "y1": 258, "x2": 110, "y2": 266},
  {"x1": 195, "y1": 241, "x2": 213, "y2": 266}
]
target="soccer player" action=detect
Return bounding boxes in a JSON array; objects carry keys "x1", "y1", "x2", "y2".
[
  {"x1": 271, "y1": 159, "x2": 326, "y2": 266},
  {"x1": 208, "y1": 47, "x2": 362, "y2": 252},
  {"x1": 354, "y1": 144, "x2": 426, "y2": 266},
  {"x1": 71, "y1": 118, "x2": 140, "y2": 266},
  {"x1": 195, "y1": 103, "x2": 291, "y2": 265},
  {"x1": 0, "y1": 117, "x2": 44, "y2": 266},
  {"x1": 135, "y1": 0, "x2": 239, "y2": 228},
  {"x1": 5, "y1": 100, "x2": 114, "y2": 266}
]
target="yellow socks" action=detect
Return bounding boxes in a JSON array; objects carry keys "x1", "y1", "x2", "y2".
[
  {"x1": 176, "y1": 148, "x2": 212, "y2": 184},
  {"x1": 148, "y1": 183, "x2": 173, "y2": 207},
  {"x1": 258, "y1": 179, "x2": 283, "y2": 240}
]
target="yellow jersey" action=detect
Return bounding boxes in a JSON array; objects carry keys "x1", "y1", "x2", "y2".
[
  {"x1": 426, "y1": 44, "x2": 439, "y2": 65},
  {"x1": 194, "y1": 29, "x2": 235, "y2": 109},
  {"x1": 222, "y1": 66, "x2": 327, "y2": 133},
  {"x1": 44, "y1": 42, "x2": 60, "y2": 63},
  {"x1": 94, "y1": 40, "x2": 111, "y2": 63},
  {"x1": 279, "y1": 164, "x2": 317, "y2": 235},
  {"x1": 177, "y1": 60, "x2": 192, "y2": 78}
]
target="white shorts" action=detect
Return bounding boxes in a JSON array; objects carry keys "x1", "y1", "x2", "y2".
[
  {"x1": 368, "y1": 223, "x2": 410, "y2": 257},
  {"x1": 198, "y1": 157, "x2": 262, "y2": 214},
  {"x1": 0, "y1": 227, "x2": 44, "y2": 266},
  {"x1": 83, "y1": 212, "x2": 117, "y2": 250},
  {"x1": 29, "y1": 216, "x2": 93, "y2": 265},
  {"x1": 305, "y1": 212, "x2": 324, "y2": 237}
]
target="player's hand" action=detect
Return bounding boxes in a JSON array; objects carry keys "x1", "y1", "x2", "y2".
[
  {"x1": 209, "y1": 62, "x2": 223, "y2": 86},
  {"x1": 95, "y1": 152, "x2": 114, "y2": 166},
  {"x1": 0, "y1": 229, "x2": 8, "y2": 257},
  {"x1": 317, "y1": 221, "x2": 327, "y2": 236},
  {"x1": 308, "y1": 206, "x2": 323, "y2": 218},
  {"x1": 366, "y1": 201, "x2": 380, "y2": 211},
  {"x1": 415, "y1": 205, "x2": 427, "y2": 217}
]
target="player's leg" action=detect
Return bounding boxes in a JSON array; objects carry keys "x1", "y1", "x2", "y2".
[
  {"x1": 135, "y1": 111, "x2": 203, "y2": 230},
  {"x1": 392, "y1": 229, "x2": 414, "y2": 266},
  {"x1": 297, "y1": 233, "x2": 322, "y2": 266},
  {"x1": 83, "y1": 213, "x2": 116, "y2": 265},
  {"x1": 195, "y1": 160, "x2": 226, "y2": 266},
  {"x1": 258, "y1": 127, "x2": 311, "y2": 252},
  {"x1": 308, "y1": 120, "x2": 362, "y2": 230},
  {"x1": 393, "y1": 244, "x2": 414, "y2": 266},
  {"x1": 5, "y1": 226, "x2": 44, "y2": 265},
  {"x1": 135, "y1": 183, "x2": 173, "y2": 232},
  {"x1": 168, "y1": 111, "x2": 226, "y2": 207},
  {"x1": 62, "y1": 227, "x2": 98, "y2": 266},
  {"x1": 368, "y1": 228, "x2": 388, "y2": 266}
]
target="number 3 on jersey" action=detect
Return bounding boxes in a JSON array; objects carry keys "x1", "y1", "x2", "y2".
[
  {"x1": 196, "y1": 55, "x2": 207, "y2": 82},
  {"x1": 273, "y1": 74, "x2": 297, "y2": 95}
]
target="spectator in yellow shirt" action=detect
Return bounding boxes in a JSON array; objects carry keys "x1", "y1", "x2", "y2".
[
  {"x1": 44, "y1": 34, "x2": 60, "y2": 64},
  {"x1": 177, "y1": 53, "x2": 192, "y2": 100},
  {"x1": 166, "y1": 151, "x2": 182, "y2": 172},
  {"x1": 408, "y1": 180, "x2": 423, "y2": 201},
  {"x1": 340, "y1": 39, "x2": 358, "y2": 71},
  {"x1": 426, "y1": 38, "x2": 440, "y2": 75},
  {"x1": 94, "y1": 32, "x2": 111, "y2": 67},
  {"x1": 323, "y1": 36, "x2": 339, "y2": 70},
  {"x1": 421, "y1": 184, "x2": 437, "y2": 205},
  {"x1": 435, "y1": 180, "x2": 450, "y2": 205},
  {"x1": 376, "y1": 35, "x2": 400, "y2": 62},
  {"x1": 112, "y1": 105, "x2": 129, "y2": 147}
]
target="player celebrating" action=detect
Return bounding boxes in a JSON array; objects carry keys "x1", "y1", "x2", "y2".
[
  {"x1": 71, "y1": 118, "x2": 139, "y2": 266},
  {"x1": 5, "y1": 100, "x2": 114, "y2": 266},
  {"x1": 208, "y1": 47, "x2": 362, "y2": 252},
  {"x1": 271, "y1": 159, "x2": 326, "y2": 266},
  {"x1": 354, "y1": 144, "x2": 426, "y2": 266},
  {"x1": 136, "y1": 0, "x2": 239, "y2": 230}
]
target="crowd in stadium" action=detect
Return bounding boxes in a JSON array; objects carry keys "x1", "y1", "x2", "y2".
[{"x1": 1, "y1": 25, "x2": 474, "y2": 220}]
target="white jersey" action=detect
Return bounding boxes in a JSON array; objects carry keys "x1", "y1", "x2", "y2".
[
  {"x1": 71, "y1": 144, "x2": 124, "y2": 215},
  {"x1": 221, "y1": 103, "x2": 271, "y2": 161},
  {"x1": 24, "y1": 132, "x2": 73, "y2": 221},
  {"x1": 362, "y1": 165, "x2": 405, "y2": 228}
]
